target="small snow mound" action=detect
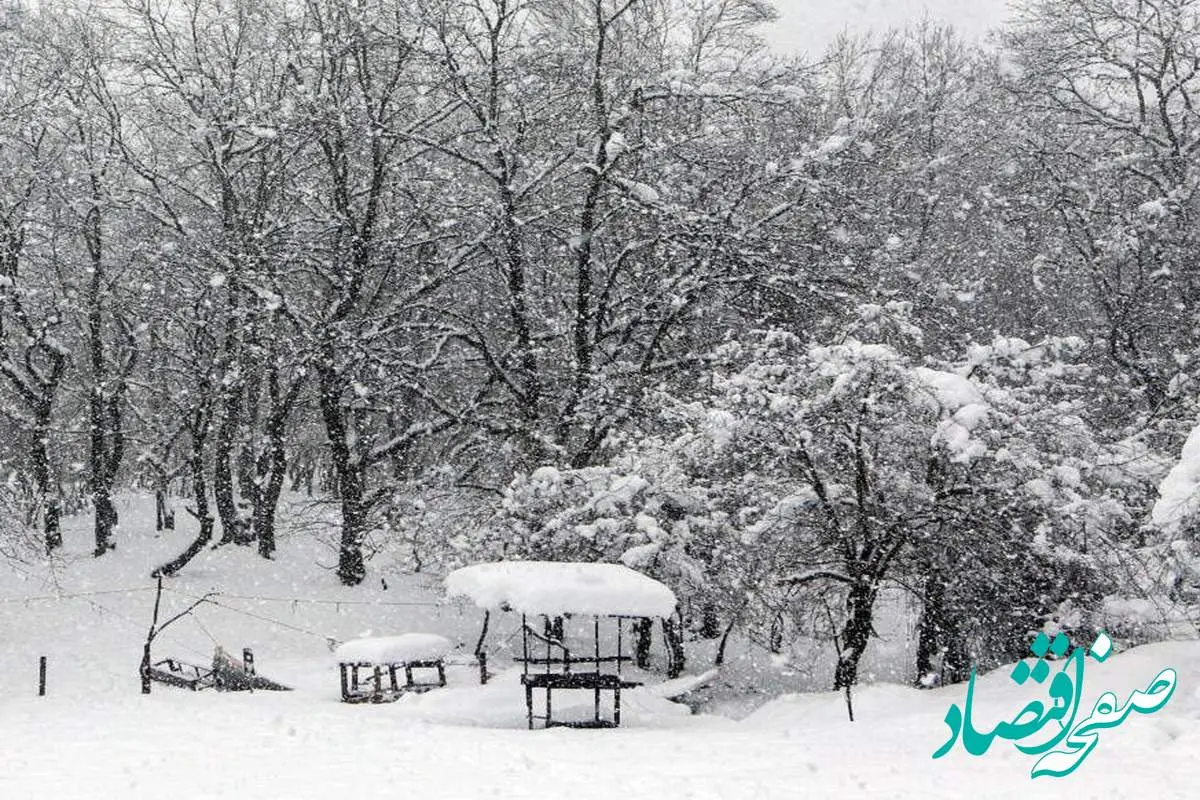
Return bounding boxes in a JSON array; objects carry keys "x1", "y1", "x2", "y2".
[
  {"x1": 615, "y1": 177, "x2": 661, "y2": 204},
  {"x1": 620, "y1": 542, "x2": 661, "y2": 569},
  {"x1": 913, "y1": 368, "x2": 989, "y2": 461},
  {"x1": 1139, "y1": 199, "x2": 1169, "y2": 218},
  {"x1": 913, "y1": 367, "x2": 984, "y2": 411}
]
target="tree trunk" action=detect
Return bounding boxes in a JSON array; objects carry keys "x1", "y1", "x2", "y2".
[
  {"x1": 155, "y1": 487, "x2": 170, "y2": 531},
  {"x1": 253, "y1": 364, "x2": 298, "y2": 559},
  {"x1": 213, "y1": 263, "x2": 250, "y2": 547},
  {"x1": 916, "y1": 568, "x2": 970, "y2": 686},
  {"x1": 833, "y1": 580, "x2": 878, "y2": 691},
  {"x1": 213, "y1": 390, "x2": 248, "y2": 545},
  {"x1": 318, "y1": 352, "x2": 369, "y2": 585},
  {"x1": 88, "y1": 318, "x2": 118, "y2": 554},
  {"x1": 91, "y1": 370, "x2": 126, "y2": 556},
  {"x1": 155, "y1": 507, "x2": 214, "y2": 579},
  {"x1": 632, "y1": 617, "x2": 653, "y2": 669},
  {"x1": 237, "y1": 366, "x2": 262, "y2": 504},
  {"x1": 84, "y1": 201, "x2": 125, "y2": 558},
  {"x1": 32, "y1": 401, "x2": 61, "y2": 553},
  {"x1": 93, "y1": 488, "x2": 118, "y2": 553},
  {"x1": 663, "y1": 613, "x2": 685, "y2": 678},
  {"x1": 254, "y1": 412, "x2": 289, "y2": 559},
  {"x1": 337, "y1": 488, "x2": 367, "y2": 585},
  {"x1": 153, "y1": 403, "x2": 214, "y2": 577},
  {"x1": 915, "y1": 572, "x2": 945, "y2": 685}
]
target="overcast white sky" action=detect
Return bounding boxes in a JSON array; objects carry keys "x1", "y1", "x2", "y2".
[{"x1": 764, "y1": 0, "x2": 1013, "y2": 58}]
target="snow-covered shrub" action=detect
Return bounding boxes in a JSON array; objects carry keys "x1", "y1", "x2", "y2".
[
  {"x1": 462, "y1": 461, "x2": 720, "y2": 621},
  {"x1": 908, "y1": 335, "x2": 1127, "y2": 680},
  {"x1": 641, "y1": 320, "x2": 1121, "y2": 688}
]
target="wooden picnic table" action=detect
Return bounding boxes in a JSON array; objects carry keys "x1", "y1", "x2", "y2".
[{"x1": 334, "y1": 634, "x2": 451, "y2": 704}]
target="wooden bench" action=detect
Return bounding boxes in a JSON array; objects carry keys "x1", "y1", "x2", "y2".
[
  {"x1": 338, "y1": 660, "x2": 446, "y2": 704},
  {"x1": 521, "y1": 671, "x2": 641, "y2": 729},
  {"x1": 334, "y1": 634, "x2": 451, "y2": 704}
]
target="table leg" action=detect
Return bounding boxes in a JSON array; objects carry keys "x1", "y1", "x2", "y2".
[{"x1": 525, "y1": 683, "x2": 534, "y2": 730}]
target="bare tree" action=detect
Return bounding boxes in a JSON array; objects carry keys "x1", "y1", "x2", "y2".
[
  {"x1": 286, "y1": 0, "x2": 462, "y2": 584},
  {"x1": 0, "y1": 7, "x2": 69, "y2": 552},
  {"x1": 50, "y1": 13, "x2": 142, "y2": 556},
  {"x1": 1006, "y1": 0, "x2": 1200, "y2": 409}
]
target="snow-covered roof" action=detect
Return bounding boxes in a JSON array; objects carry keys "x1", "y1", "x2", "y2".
[
  {"x1": 334, "y1": 633, "x2": 452, "y2": 664},
  {"x1": 444, "y1": 561, "x2": 677, "y2": 618}
]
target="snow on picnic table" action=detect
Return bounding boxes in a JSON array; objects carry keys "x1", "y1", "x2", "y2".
[
  {"x1": 333, "y1": 633, "x2": 452, "y2": 664},
  {"x1": 444, "y1": 561, "x2": 678, "y2": 618}
]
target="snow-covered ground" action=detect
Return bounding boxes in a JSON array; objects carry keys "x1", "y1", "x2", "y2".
[{"x1": 2, "y1": 495, "x2": 1197, "y2": 798}]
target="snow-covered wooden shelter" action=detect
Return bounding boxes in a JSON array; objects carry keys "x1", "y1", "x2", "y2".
[{"x1": 445, "y1": 561, "x2": 678, "y2": 728}]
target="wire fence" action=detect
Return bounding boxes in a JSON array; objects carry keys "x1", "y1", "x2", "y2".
[{"x1": 0, "y1": 576, "x2": 498, "y2": 669}]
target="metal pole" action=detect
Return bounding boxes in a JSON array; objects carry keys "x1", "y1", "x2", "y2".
[
  {"x1": 521, "y1": 614, "x2": 529, "y2": 675},
  {"x1": 616, "y1": 619, "x2": 623, "y2": 678},
  {"x1": 594, "y1": 617, "x2": 601, "y2": 724}
]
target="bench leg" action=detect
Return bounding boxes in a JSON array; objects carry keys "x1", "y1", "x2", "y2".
[
  {"x1": 437, "y1": 662, "x2": 446, "y2": 687},
  {"x1": 614, "y1": 685, "x2": 621, "y2": 727},
  {"x1": 525, "y1": 683, "x2": 534, "y2": 730}
]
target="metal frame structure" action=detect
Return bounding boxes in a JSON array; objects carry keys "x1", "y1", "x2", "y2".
[
  {"x1": 338, "y1": 659, "x2": 446, "y2": 704},
  {"x1": 517, "y1": 613, "x2": 641, "y2": 729}
]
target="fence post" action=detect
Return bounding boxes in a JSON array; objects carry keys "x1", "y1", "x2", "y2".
[{"x1": 38, "y1": 656, "x2": 46, "y2": 696}]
